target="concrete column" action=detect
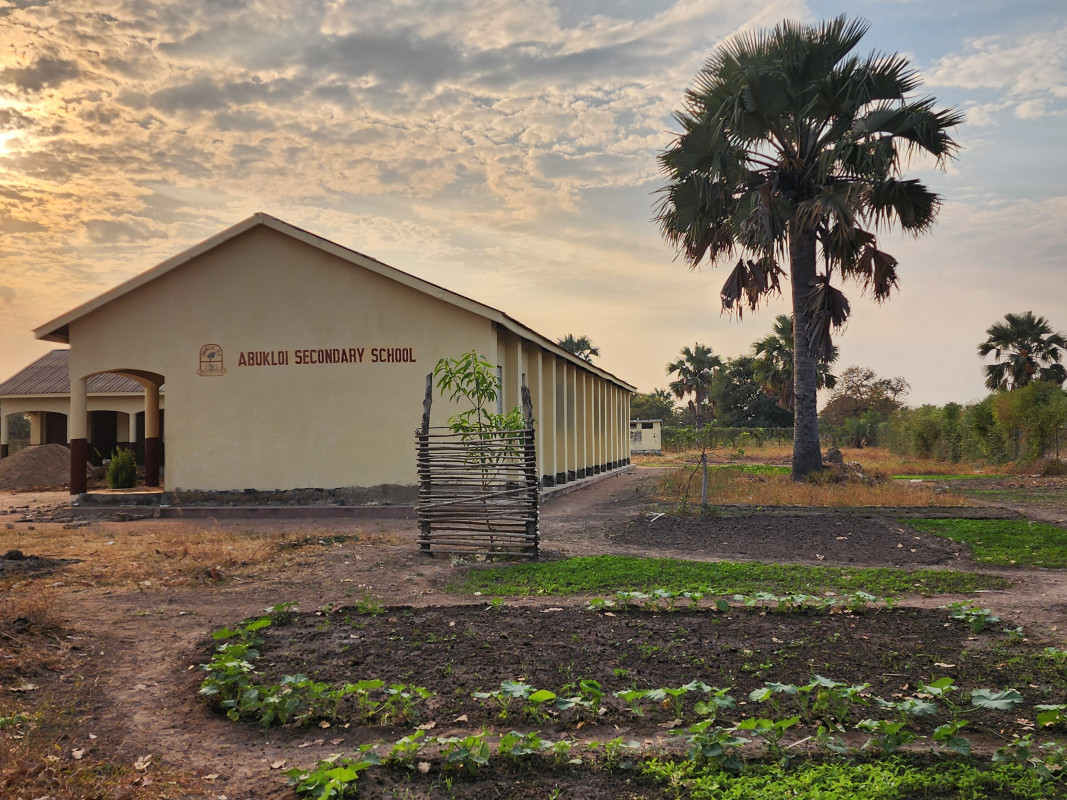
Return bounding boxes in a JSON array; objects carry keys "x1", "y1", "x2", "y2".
[
  {"x1": 611, "y1": 386, "x2": 619, "y2": 468},
  {"x1": 0, "y1": 413, "x2": 8, "y2": 459},
  {"x1": 610, "y1": 386, "x2": 618, "y2": 469},
  {"x1": 566, "y1": 363, "x2": 577, "y2": 482},
  {"x1": 522, "y1": 343, "x2": 542, "y2": 483},
  {"x1": 575, "y1": 371, "x2": 587, "y2": 479},
  {"x1": 116, "y1": 412, "x2": 131, "y2": 451},
  {"x1": 29, "y1": 411, "x2": 42, "y2": 445},
  {"x1": 553, "y1": 357, "x2": 566, "y2": 485},
  {"x1": 69, "y1": 377, "x2": 88, "y2": 495},
  {"x1": 502, "y1": 335, "x2": 522, "y2": 412},
  {"x1": 144, "y1": 383, "x2": 161, "y2": 487},
  {"x1": 541, "y1": 352, "x2": 556, "y2": 486}
]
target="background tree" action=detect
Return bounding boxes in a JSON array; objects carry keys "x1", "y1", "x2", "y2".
[
  {"x1": 752, "y1": 314, "x2": 838, "y2": 413},
  {"x1": 557, "y1": 334, "x2": 601, "y2": 362},
  {"x1": 630, "y1": 388, "x2": 677, "y2": 420},
  {"x1": 655, "y1": 15, "x2": 961, "y2": 478},
  {"x1": 667, "y1": 343, "x2": 722, "y2": 429},
  {"x1": 709, "y1": 356, "x2": 794, "y2": 428},
  {"x1": 821, "y1": 365, "x2": 910, "y2": 423},
  {"x1": 978, "y1": 311, "x2": 1067, "y2": 391},
  {"x1": 820, "y1": 366, "x2": 909, "y2": 448}
]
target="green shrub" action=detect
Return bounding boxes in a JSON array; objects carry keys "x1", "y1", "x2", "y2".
[{"x1": 106, "y1": 448, "x2": 138, "y2": 489}]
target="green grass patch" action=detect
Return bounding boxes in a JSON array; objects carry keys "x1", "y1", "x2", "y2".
[
  {"x1": 904, "y1": 518, "x2": 1067, "y2": 568},
  {"x1": 709, "y1": 464, "x2": 791, "y2": 476},
  {"x1": 454, "y1": 555, "x2": 1008, "y2": 597},
  {"x1": 642, "y1": 759, "x2": 1060, "y2": 799}
]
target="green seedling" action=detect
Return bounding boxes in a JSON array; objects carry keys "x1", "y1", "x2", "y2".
[
  {"x1": 947, "y1": 601, "x2": 1001, "y2": 633},
  {"x1": 857, "y1": 719, "x2": 922, "y2": 754},
  {"x1": 676, "y1": 719, "x2": 746, "y2": 773},
  {"x1": 473, "y1": 679, "x2": 533, "y2": 720},
  {"x1": 932, "y1": 720, "x2": 972, "y2": 757},
  {"x1": 385, "y1": 731, "x2": 427, "y2": 769},
  {"x1": 379, "y1": 683, "x2": 434, "y2": 725},
  {"x1": 498, "y1": 730, "x2": 552, "y2": 760},
  {"x1": 437, "y1": 731, "x2": 491, "y2": 774},
  {"x1": 286, "y1": 745, "x2": 380, "y2": 799},
  {"x1": 523, "y1": 688, "x2": 559, "y2": 721},
  {"x1": 993, "y1": 735, "x2": 1067, "y2": 782},
  {"x1": 694, "y1": 687, "x2": 736, "y2": 722},
  {"x1": 735, "y1": 716, "x2": 800, "y2": 761},
  {"x1": 1036, "y1": 704, "x2": 1067, "y2": 729},
  {"x1": 614, "y1": 688, "x2": 648, "y2": 717}
]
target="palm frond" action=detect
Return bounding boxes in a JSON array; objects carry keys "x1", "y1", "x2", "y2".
[{"x1": 804, "y1": 278, "x2": 851, "y2": 361}]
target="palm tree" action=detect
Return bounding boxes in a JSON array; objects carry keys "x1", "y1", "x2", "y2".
[
  {"x1": 557, "y1": 334, "x2": 601, "y2": 362},
  {"x1": 667, "y1": 344, "x2": 722, "y2": 429},
  {"x1": 978, "y1": 312, "x2": 1067, "y2": 391},
  {"x1": 752, "y1": 314, "x2": 838, "y2": 412},
  {"x1": 655, "y1": 16, "x2": 961, "y2": 478}
]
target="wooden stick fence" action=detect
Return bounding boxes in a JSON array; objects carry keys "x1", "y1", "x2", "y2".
[{"x1": 415, "y1": 376, "x2": 539, "y2": 558}]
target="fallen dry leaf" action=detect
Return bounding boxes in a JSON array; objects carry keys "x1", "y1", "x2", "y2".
[
  {"x1": 416, "y1": 721, "x2": 436, "y2": 730},
  {"x1": 133, "y1": 754, "x2": 152, "y2": 771},
  {"x1": 270, "y1": 760, "x2": 286, "y2": 770},
  {"x1": 417, "y1": 761, "x2": 431, "y2": 774},
  {"x1": 72, "y1": 748, "x2": 86, "y2": 760},
  {"x1": 454, "y1": 714, "x2": 468, "y2": 723}
]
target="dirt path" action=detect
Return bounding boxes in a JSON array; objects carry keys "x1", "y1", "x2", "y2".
[{"x1": 8, "y1": 469, "x2": 1067, "y2": 798}]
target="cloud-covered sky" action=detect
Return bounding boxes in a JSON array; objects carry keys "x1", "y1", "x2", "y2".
[{"x1": 0, "y1": 0, "x2": 1064, "y2": 407}]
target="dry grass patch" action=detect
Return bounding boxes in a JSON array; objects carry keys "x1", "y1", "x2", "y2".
[
  {"x1": 638, "y1": 446, "x2": 1000, "y2": 477},
  {"x1": 655, "y1": 464, "x2": 972, "y2": 508},
  {"x1": 1, "y1": 523, "x2": 404, "y2": 589}
]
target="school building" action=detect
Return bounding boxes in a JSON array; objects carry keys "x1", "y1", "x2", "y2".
[{"x1": 0, "y1": 214, "x2": 635, "y2": 500}]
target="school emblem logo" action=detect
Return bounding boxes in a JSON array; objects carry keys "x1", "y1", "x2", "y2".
[{"x1": 198, "y1": 344, "x2": 225, "y2": 376}]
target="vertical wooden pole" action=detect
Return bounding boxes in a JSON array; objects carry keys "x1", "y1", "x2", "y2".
[
  {"x1": 521, "y1": 385, "x2": 539, "y2": 558},
  {"x1": 418, "y1": 372, "x2": 433, "y2": 554}
]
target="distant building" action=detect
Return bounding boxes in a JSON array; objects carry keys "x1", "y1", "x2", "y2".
[
  {"x1": 629, "y1": 419, "x2": 662, "y2": 454},
  {"x1": 2, "y1": 214, "x2": 635, "y2": 498}
]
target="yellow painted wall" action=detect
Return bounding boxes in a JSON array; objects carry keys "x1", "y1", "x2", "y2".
[{"x1": 67, "y1": 226, "x2": 495, "y2": 491}]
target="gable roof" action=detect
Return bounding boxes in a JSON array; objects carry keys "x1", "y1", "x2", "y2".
[
  {"x1": 34, "y1": 213, "x2": 635, "y2": 391},
  {"x1": 0, "y1": 350, "x2": 145, "y2": 396}
]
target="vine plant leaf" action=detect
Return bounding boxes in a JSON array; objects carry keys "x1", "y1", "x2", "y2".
[{"x1": 970, "y1": 688, "x2": 1024, "y2": 710}]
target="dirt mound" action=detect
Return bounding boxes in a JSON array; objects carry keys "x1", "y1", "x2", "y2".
[{"x1": 0, "y1": 443, "x2": 70, "y2": 490}]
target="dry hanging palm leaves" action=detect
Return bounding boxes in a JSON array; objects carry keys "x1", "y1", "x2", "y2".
[
  {"x1": 720, "y1": 257, "x2": 785, "y2": 317},
  {"x1": 804, "y1": 277, "x2": 851, "y2": 362}
]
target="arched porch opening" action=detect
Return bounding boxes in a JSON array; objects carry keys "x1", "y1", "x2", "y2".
[{"x1": 70, "y1": 369, "x2": 164, "y2": 494}]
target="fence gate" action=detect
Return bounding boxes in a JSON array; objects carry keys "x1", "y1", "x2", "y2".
[{"x1": 415, "y1": 377, "x2": 539, "y2": 558}]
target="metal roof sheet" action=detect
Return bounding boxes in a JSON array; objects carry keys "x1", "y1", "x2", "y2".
[{"x1": 0, "y1": 350, "x2": 145, "y2": 396}]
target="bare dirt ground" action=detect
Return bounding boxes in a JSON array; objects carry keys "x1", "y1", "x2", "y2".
[{"x1": 3, "y1": 470, "x2": 1067, "y2": 799}]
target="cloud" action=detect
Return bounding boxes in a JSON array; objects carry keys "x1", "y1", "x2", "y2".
[
  {"x1": 0, "y1": 285, "x2": 15, "y2": 304},
  {"x1": 0, "y1": 56, "x2": 81, "y2": 92},
  {"x1": 928, "y1": 25, "x2": 1067, "y2": 119}
]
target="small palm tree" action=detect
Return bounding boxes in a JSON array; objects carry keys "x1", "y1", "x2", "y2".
[
  {"x1": 752, "y1": 314, "x2": 838, "y2": 412},
  {"x1": 978, "y1": 312, "x2": 1067, "y2": 391},
  {"x1": 667, "y1": 344, "x2": 722, "y2": 429},
  {"x1": 655, "y1": 15, "x2": 961, "y2": 478},
  {"x1": 557, "y1": 334, "x2": 601, "y2": 362}
]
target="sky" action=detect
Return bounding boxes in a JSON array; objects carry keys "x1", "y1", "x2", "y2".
[{"x1": 0, "y1": 0, "x2": 1064, "y2": 409}]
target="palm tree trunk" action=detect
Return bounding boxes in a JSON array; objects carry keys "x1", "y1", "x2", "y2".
[{"x1": 790, "y1": 227, "x2": 823, "y2": 480}]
